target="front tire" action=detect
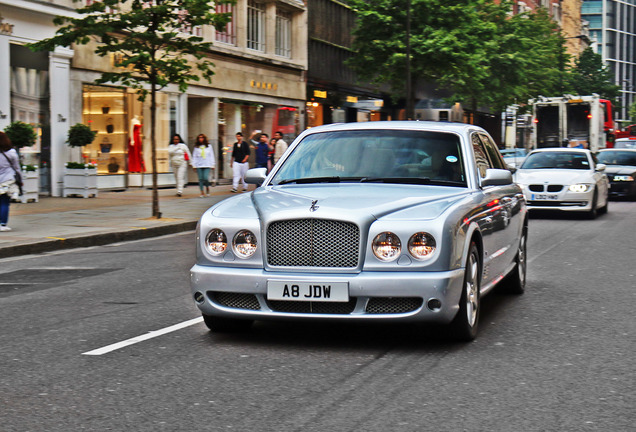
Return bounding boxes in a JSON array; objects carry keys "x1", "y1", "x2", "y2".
[
  {"x1": 203, "y1": 315, "x2": 253, "y2": 333},
  {"x1": 449, "y1": 241, "x2": 481, "y2": 341},
  {"x1": 587, "y1": 190, "x2": 598, "y2": 219}
]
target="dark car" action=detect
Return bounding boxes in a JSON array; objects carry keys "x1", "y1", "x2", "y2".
[{"x1": 597, "y1": 149, "x2": 636, "y2": 200}]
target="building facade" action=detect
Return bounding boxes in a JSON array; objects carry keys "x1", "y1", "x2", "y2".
[
  {"x1": 0, "y1": 0, "x2": 307, "y2": 195},
  {"x1": 582, "y1": 0, "x2": 636, "y2": 124}
]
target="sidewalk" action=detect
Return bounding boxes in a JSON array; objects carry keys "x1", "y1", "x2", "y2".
[{"x1": 0, "y1": 183, "x2": 242, "y2": 259}]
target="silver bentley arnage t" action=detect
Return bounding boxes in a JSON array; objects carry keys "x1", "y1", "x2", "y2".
[{"x1": 191, "y1": 121, "x2": 528, "y2": 341}]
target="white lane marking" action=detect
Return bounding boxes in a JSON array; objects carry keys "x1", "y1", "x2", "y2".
[{"x1": 82, "y1": 317, "x2": 204, "y2": 356}]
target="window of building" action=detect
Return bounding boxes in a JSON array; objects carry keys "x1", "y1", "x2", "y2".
[
  {"x1": 275, "y1": 9, "x2": 292, "y2": 58},
  {"x1": 215, "y1": 3, "x2": 236, "y2": 45},
  {"x1": 247, "y1": 0, "x2": 266, "y2": 52}
]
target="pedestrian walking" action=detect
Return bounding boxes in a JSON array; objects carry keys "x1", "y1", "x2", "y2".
[
  {"x1": 231, "y1": 132, "x2": 250, "y2": 193},
  {"x1": 0, "y1": 131, "x2": 23, "y2": 232},
  {"x1": 268, "y1": 137, "x2": 277, "y2": 172},
  {"x1": 191, "y1": 134, "x2": 216, "y2": 197},
  {"x1": 273, "y1": 131, "x2": 288, "y2": 165},
  {"x1": 168, "y1": 134, "x2": 191, "y2": 196}
]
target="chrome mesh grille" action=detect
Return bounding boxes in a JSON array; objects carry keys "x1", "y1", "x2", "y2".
[
  {"x1": 267, "y1": 219, "x2": 359, "y2": 267},
  {"x1": 209, "y1": 292, "x2": 261, "y2": 310},
  {"x1": 267, "y1": 299, "x2": 357, "y2": 314},
  {"x1": 365, "y1": 297, "x2": 423, "y2": 314}
]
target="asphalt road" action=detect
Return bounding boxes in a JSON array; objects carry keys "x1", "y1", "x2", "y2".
[{"x1": 1, "y1": 201, "x2": 635, "y2": 431}]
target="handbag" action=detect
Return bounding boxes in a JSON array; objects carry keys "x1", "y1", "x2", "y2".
[{"x1": 1, "y1": 150, "x2": 23, "y2": 195}]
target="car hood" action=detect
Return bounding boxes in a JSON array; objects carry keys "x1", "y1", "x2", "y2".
[
  {"x1": 603, "y1": 165, "x2": 636, "y2": 175},
  {"x1": 210, "y1": 184, "x2": 470, "y2": 222},
  {"x1": 515, "y1": 169, "x2": 593, "y2": 185}
]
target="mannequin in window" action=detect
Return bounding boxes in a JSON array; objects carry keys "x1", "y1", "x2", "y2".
[{"x1": 128, "y1": 115, "x2": 145, "y2": 173}]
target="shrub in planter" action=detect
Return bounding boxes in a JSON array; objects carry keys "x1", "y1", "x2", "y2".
[
  {"x1": 67, "y1": 123, "x2": 97, "y2": 148},
  {"x1": 3, "y1": 121, "x2": 37, "y2": 149}
]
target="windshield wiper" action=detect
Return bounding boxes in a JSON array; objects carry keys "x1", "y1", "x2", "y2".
[
  {"x1": 361, "y1": 177, "x2": 432, "y2": 184},
  {"x1": 278, "y1": 176, "x2": 342, "y2": 185}
]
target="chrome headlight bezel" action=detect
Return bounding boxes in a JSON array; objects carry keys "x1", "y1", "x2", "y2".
[
  {"x1": 568, "y1": 184, "x2": 592, "y2": 193},
  {"x1": 372, "y1": 232, "x2": 402, "y2": 262},
  {"x1": 408, "y1": 232, "x2": 437, "y2": 261},
  {"x1": 232, "y1": 229, "x2": 258, "y2": 259},
  {"x1": 205, "y1": 228, "x2": 228, "y2": 256}
]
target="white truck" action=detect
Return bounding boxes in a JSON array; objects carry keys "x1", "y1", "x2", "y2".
[{"x1": 531, "y1": 94, "x2": 606, "y2": 151}]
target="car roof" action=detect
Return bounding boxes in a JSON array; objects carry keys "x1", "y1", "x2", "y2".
[
  {"x1": 599, "y1": 148, "x2": 636, "y2": 152},
  {"x1": 528, "y1": 148, "x2": 591, "y2": 154},
  {"x1": 301, "y1": 121, "x2": 486, "y2": 135}
]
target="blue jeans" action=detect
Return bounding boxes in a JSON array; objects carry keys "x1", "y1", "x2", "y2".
[
  {"x1": 0, "y1": 194, "x2": 10, "y2": 225},
  {"x1": 196, "y1": 168, "x2": 211, "y2": 191}
]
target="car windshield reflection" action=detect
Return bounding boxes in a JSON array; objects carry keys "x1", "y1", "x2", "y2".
[
  {"x1": 597, "y1": 151, "x2": 636, "y2": 166},
  {"x1": 270, "y1": 130, "x2": 467, "y2": 187},
  {"x1": 520, "y1": 151, "x2": 590, "y2": 170}
]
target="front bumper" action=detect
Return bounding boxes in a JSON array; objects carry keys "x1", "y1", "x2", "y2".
[
  {"x1": 522, "y1": 189, "x2": 593, "y2": 211},
  {"x1": 190, "y1": 265, "x2": 465, "y2": 324},
  {"x1": 608, "y1": 182, "x2": 636, "y2": 199}
]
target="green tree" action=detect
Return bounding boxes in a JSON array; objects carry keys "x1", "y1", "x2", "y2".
[
  {"x1": 3, "y1": 121, "x2": 37, "y2": 150},
  {"x1": 346, "y1": 0, "x2": 565, "y2": 118},
  {"x1": 629, "y1": 101, "x2": 636, "y2": 123},
  {"x1": 565, "y1": 47, "x2": 621, "y2": 102},
  {"x1": 30, "y1": 0, "x2": 233, "y2": 217}
]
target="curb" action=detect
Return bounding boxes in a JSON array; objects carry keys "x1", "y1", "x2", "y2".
[{"x1": 0, "y1": 221, "x2": 197, "y2": 259}]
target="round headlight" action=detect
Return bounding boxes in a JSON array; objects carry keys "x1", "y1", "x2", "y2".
[
  {"x1": 408, "y1": 232, "x2": 436, "y2": 260},
  {"x1": 569, "y1": 184, "x2": 590, "y2": 193},
  {"x1": 206, "y1": 229, "x2": 227, "y2": 256},
  {"x1": 233, "y1": 230, "x2": 258, "y2": 258},
  {"x1": 372, "y1": 232, "x2": 401, "y2": 262}
]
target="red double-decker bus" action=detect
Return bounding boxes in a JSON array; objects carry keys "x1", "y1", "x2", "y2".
[{"x1": 600, "y1": 99, "x2": 615, "y2": 147}]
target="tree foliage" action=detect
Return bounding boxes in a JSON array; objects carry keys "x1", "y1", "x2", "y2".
[
  {"x1": 564, "y1": 47, "x2": 621, "y2": 102},
  {"x1": 346, "y1": 0, "x2": 567, "y2": 113},
  {"x1": 67, "y1": 123, "x2": 97, "y2": 148},
  {"x1": 29, "y1": 0, "x2": 233, "y2": 216}
]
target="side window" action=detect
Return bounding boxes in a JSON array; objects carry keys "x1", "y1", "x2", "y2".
[
  {"x1": 479, "y1": 134, "x2": 506, "y2": 170},
  {"x1": 471, "y1": 133, "x2": 491, "y2": 178}
]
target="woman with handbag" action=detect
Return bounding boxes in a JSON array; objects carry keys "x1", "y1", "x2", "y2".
[{"x1": 0, "y1": 131, "x2": 23, "y2": 232}]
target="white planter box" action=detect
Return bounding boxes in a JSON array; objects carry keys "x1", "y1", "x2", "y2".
[
  {"x1": 21, "y1": 169, "x2": 39, "y2": 203},
  {"x1": 63, "y1": 168, "x2": 98, "y2": 198}
]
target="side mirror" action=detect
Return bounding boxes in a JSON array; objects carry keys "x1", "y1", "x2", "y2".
[
  {"x1": 245, "y1": 167, "x2": 267, "y2": 185},
  {"x1": 481, "y1": 168, "x2": 513, "y2": 187},
  {"x1": 506, "y1": 164, "x2": 518, "y2": 174},
  {"x1": 595, "y1": 163, "x2": 606, "y2": 172}
]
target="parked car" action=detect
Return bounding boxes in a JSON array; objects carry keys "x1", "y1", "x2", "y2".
[
  {"x1": 514, "y1": 148, "x2": 609, "y2": 218},
  {"x1": 614, "y1": 138, "x2": 636, "y2": 149},
  {"x1": 597, "y1": 149, "x2": 636, "y2": 200},
  {"x1": 191, "y1": 122, "x2": 528, "y2": 341},
  {"x1": 500, "y1": 148, "x2": 527, "y2": 168}
]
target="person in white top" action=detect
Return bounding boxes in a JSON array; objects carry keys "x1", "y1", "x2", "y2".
[
  {"x1": 167, "y1": 133, "x2": 192, "y2": 196},
  {"x1": 191, "y1": 133, "x2": 216, "y2": 197},
  {"x1": 0, "y1": 131, "x2": 23, "y2": 232},
  {"x1": 273, "y1": 131, "x2": 288, "y2": 165}
]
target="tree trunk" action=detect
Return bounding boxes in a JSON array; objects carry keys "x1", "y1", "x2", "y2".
[{"x1": 151, "y1": 82, "x2": 160, "y2": 218}]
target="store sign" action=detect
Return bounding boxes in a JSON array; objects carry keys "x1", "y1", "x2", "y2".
[
  {"x1": 0, "y1": 14, "x2": 15, "y2": 35},
  {"x1": 346, "y1": 96, "x2": 358, "y2": 103},
  {"x1": 250, "y1": 80, "x2": 278, "y2": 91},
  {"x1": 313, "y1": 90, "x2": 327, "y2": 99}
]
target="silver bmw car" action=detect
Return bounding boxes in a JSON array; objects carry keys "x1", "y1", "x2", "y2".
[{"x1": 191, "y1": 122, "x2": 528, "y2": 341}]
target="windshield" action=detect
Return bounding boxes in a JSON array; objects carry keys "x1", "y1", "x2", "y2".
[
  {"x1": 270, "y1": 130, "x2": 467, "y2": 187},
  {"x1": 597, "y1": 151, "x2": 636, "y2": 166},
  {"x1": 520, "y1": 152, "x2": 590, "y2": 170}
]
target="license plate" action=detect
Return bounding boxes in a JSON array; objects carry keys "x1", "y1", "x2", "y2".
[
  {"x1": 532, "y1": 194, "x2": 558, "y2": 200},
  {"x1": 267, "y1": 281, "x2": 349, "y2": 302}
]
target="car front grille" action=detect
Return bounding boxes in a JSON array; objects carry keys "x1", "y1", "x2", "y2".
[
  {"x1": 529, "y1": 184, "x2": 563, "y2": 192},
  {"x1": 209, "y1": 292, "x2": 261, "y2": 310},
  {"x1": 365, "y1": 297, "x2": 423, "y2": 314},
  {"x1": 527, "y1": 200, "x2": 587, "y2": 207},
  {"x1": 267, "y1": 219, "x2": 360, "y2": 268},
  {"x1": 267, "y1": 299, "x2": 357, "y2": 314}
]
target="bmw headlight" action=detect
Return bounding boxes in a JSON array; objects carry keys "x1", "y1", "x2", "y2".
[
  {"x1": 569, "y1": 184, "x2": 591, "y2": 193},
  {"x1": 613, "y1": 175, "x2": 634, "y2": 181},
  {"x1": 206, "y1": 229, "x2": 227, "y2": 256},
  {"x1": 408, "y1": 232, "x2": 436, "y2": 260},
  {"x1": 372, "y1": 232, "x2": 401, "y2": 262},
  {"x1": 232, "y1": 230, "x2": 258, "y2": 258}
]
